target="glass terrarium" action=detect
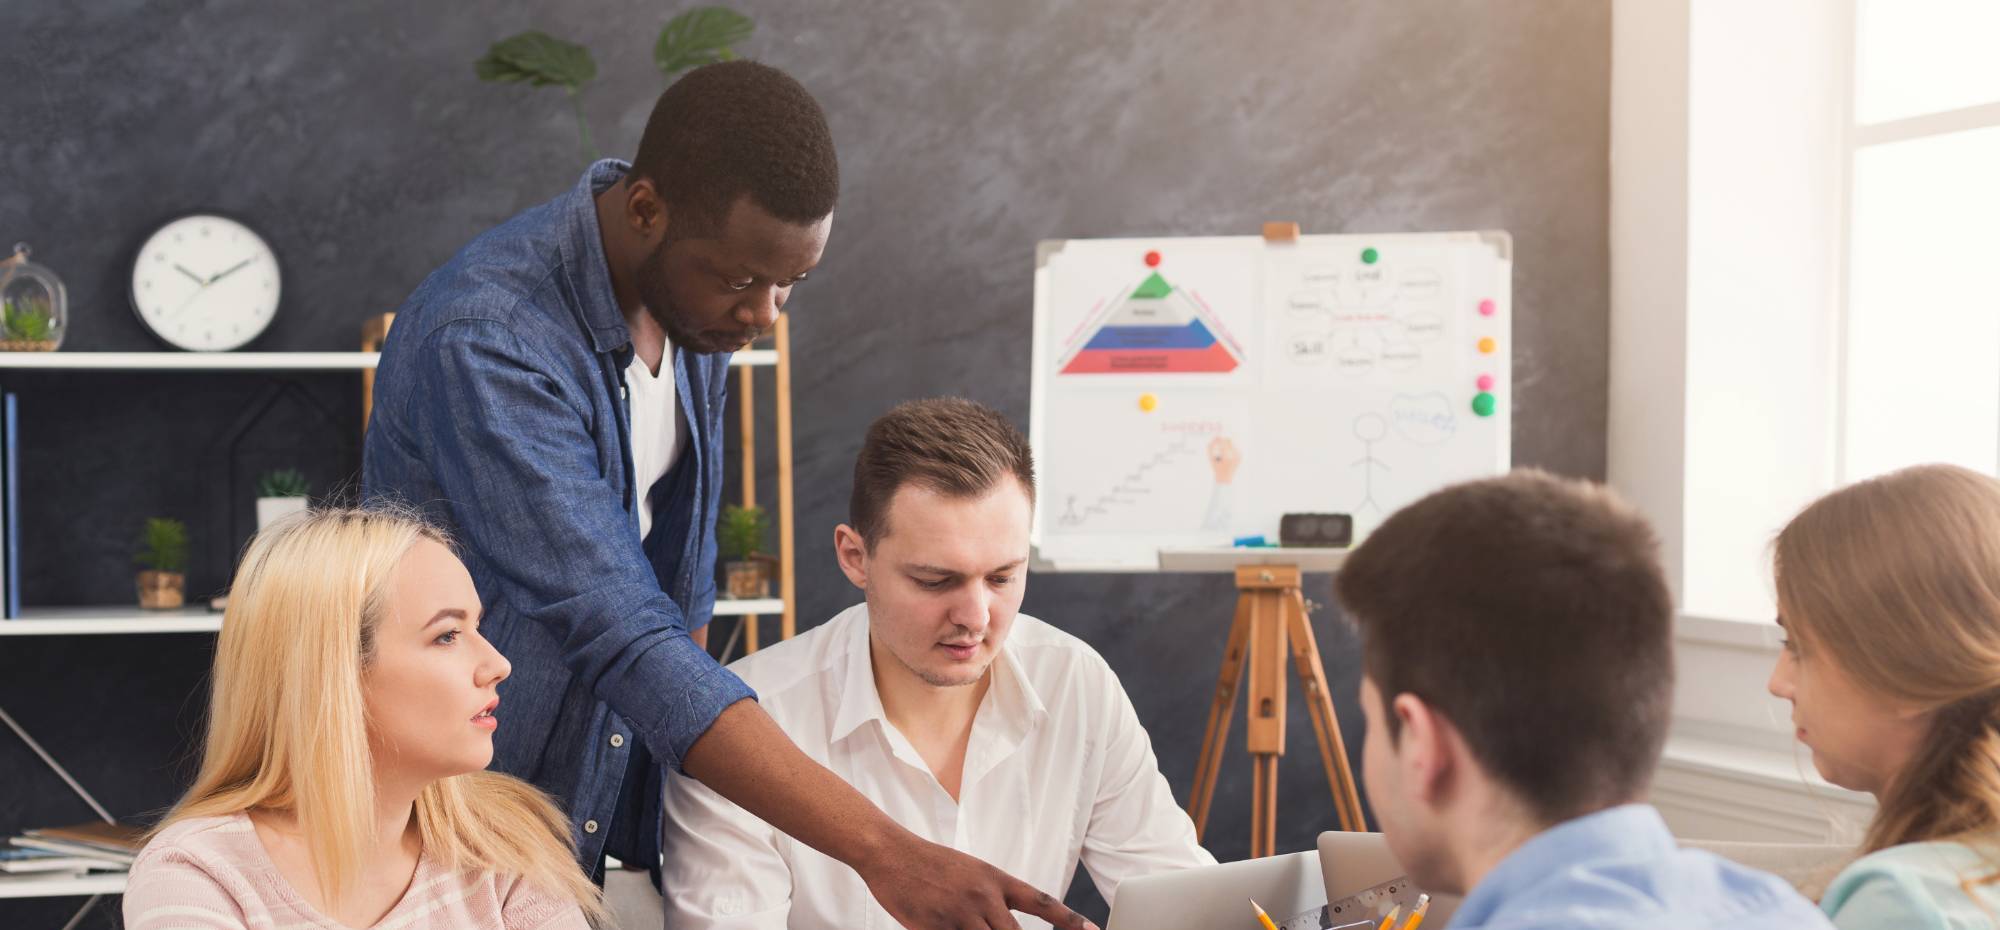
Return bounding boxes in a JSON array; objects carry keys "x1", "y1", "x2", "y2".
[{"x1": 0, "y1": 242, "x2": 66, "y2": 351}]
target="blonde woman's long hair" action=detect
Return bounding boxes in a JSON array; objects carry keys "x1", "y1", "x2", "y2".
[
  {"x1": 156, "y1": 506, "x2": 603, "y2": 921},
  {"x1": 1775, "y1": 463, "x2": 2000, "y2": 857}
]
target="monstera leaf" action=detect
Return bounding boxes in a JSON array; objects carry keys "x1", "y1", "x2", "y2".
[
  {"x1": 476, "y1": 30, "x2": 600, "y2": 166},
  {"x1": 475, "y1": 30, "x2": 598, "y2": 89},
  {"x1": 655, "y1": 7, "x2": 755, "y2": 78}
]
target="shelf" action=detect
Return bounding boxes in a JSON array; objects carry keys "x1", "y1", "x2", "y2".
[
  {"x1": 0, "y1": 350, "x2": 772, "y2": 370},
  {"x1": 0, "y1": 352, "x2": 379, "y2": 370},
  {"x1": 0, "y1": 600, "x2": 788, "y2": 635},
  {"x1": 0, "y1": 606, "x2": 221, "y2": 636},
  {"x1": 0, "y1": 870, "x2": 127, "y2": 900}
]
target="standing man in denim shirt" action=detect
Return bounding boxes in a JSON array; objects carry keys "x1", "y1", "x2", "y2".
[{"x1": 364, "y1": 62, "x2": 1093, "y2": 930}]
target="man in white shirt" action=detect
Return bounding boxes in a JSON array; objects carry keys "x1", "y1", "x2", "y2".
[{"x1": 661, "y1": 397, "x2": 1214, "y2": 930}]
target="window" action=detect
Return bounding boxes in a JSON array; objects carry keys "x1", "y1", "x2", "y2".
[{"x1": 1840, "y1": 0, "x2": 2000, "y2": 482}]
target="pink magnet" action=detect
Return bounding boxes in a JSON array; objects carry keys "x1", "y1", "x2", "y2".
[
  {"x1": 1478, "y1": 298, "x2": 1496, "y2": 317},
  {"x1": 1476, "y1": 374, "x2": 1496, "y2": 391},
  {"x1": 1145, "y1": 251, "x2": 1162, "y2": 268}
]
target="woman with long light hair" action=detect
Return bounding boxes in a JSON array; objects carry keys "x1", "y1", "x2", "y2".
[
  {"x1": 1769, "y1": 463, "x2": 2000, "y2": 928},
  {"x1": 124, "y1": 507, "x2": 602, "y2": 929}
]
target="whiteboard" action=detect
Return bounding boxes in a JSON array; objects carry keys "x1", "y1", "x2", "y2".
[{"x1": 1029, "y1": 231, "x2": 1512, "y2": 572}]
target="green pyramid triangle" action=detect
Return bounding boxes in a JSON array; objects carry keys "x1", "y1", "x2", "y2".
[{"x1": 1130, "y1": 272, "x2": 1173, "y2": 300}]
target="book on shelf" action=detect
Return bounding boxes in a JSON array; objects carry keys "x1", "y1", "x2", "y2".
[
  {"x1": 3, "y1": 391, "x2": 15, "y2": 619},
  {"x1": 0, "y1": 847, "x2": 125, "y2": 875},
  {"x1": 27, "y1": 821, "x2": 147, "y2": 854},
  {"x1": 1, "y1": 392, "x2": 9, "y2": 618},
  {"x1": 7, "y1": 837, "x2": 134, "y2": 866},
  {"x1": 5, "y1": 820, "x2": 147, "y2": 868}
]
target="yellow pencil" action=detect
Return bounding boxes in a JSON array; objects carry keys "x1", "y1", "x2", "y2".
[
  {"x1": 1249, "y1": 898, "x2": 1280, "y2": 930},
  {"x1": 1402, "y1": 894, "x2": 1432, "y2": 930},
  {"x1": 1376, "y1": 905, "x2": 1402, "y2": 930}
]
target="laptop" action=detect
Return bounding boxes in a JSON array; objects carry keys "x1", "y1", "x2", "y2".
[
  {"x1": 1317, "y1": 831, "x2": 1462, "y2": 926},
  {"x1": 1106, "y1": 850, "x2": 1324, "y2": 930}
]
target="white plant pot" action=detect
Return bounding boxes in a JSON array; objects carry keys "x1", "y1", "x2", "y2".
[{"x1": 256, "y1": 496, "x2": 309, "y2": 531}]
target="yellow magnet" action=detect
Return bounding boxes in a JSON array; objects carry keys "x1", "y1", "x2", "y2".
[{"x1": 1139, "y1": 393, "x2": 1159, "y2": 413}]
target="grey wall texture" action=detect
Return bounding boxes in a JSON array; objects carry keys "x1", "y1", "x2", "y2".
[{"x1": 0, "y1": 1, "x2": 1608, "y2": 926}]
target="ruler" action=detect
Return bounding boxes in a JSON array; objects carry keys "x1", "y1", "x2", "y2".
[{"x1": 1275, "y1": 875, "x2": 1424, "y2": 930}]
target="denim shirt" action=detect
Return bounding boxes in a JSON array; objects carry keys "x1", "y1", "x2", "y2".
[
  {"x1": 1449, "y1": 804, "x2": 1834, "y2": 930},
  {"x1": 362, "y1": 160, "x2": 756, "y2": 874}
]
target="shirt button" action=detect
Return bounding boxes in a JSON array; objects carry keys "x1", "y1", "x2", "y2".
[
  {"x1": 584, "y1": 820, "x2": 599, "y2": 834},
  {"x1": 609, "y1": 734, "x2": 624, "y2": 748}
]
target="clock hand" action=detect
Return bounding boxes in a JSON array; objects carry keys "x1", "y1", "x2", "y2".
[
  {"x1": 174, "y1": 263, "x2": 206, "y2": 286},
  {"x1": 169, "y1": 286, "x2": 206, "y2": 318},
  {"x1": 205, "y1": 256, "x2": 256, "y2": 284}
]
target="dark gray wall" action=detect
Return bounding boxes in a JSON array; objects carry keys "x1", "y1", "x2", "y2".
[{"x1": 0, "y1": 1, "x2": 1607, "y2": 925}]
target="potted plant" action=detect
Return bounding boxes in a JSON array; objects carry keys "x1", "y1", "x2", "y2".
[
  {"x1": 135, "y1": 517, "x2": 189, "y2": 610},
  {"x1": 717, "y1": 504, "x2": 774, "y2": 600},
  {"x1": 256, "y1": 468, "x2": 310, "y2": 531},
  {"x1": 0, "y1": 243, "x2": 67, "y2": 351},
  {"x1": 1, "y1": 294, "x2": 58, "y2": 351}
]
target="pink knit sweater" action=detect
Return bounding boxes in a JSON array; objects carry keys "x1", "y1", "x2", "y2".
[{"x1": 123, "y1": 813, "x2": 591, "y2": 930}]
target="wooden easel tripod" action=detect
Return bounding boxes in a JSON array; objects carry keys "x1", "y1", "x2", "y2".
[{"x1": 1187, "y1": 564, "x2": 1367, "y2": 857}]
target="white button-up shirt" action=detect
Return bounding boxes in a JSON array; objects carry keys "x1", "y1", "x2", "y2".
[{"x1": 660, "y1": 604, "x2": 1215, "y2": 930}]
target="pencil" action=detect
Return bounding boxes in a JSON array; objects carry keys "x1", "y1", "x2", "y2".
[
  {"x1": 1402, "y1": 894, "x2": 1432, "y2": 930},
  {"x1": 1250, "y1": 898, "x2": 1280, "y2": 930},
  {"x1": 1376, "y1": 905, "x2": 1401, "y2": 930}
]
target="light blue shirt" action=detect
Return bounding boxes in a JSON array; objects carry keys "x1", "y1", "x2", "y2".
[
  {"x1": 1821, "y1": 840, "x2": 2000, "y2": 929},
  {"x1": 1449, "y1": 805, "x2": 1834, "y2": 929}
]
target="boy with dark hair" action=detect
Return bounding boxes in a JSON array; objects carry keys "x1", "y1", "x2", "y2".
[
  {"x1": 367, "y1": 62, "x2": 1089, "y2": 930},
  {"x1": 661, "y1": 398, "x2": 1214, "y2": 930},
  {"x1": 1336, "y1": 470, "x2": 1830, "y2": 929}
]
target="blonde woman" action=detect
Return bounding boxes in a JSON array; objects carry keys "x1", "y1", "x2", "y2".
[
  {"x1": 1768, "y1": 463, "x2": 2000, "y2": 929},
  {"x1": 124, "y1": 508, "x2": 602, "y2": 929}
]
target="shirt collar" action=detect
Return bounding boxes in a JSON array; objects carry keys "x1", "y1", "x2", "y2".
[
  {"x1": 559, "y1": 158, "x2": 637, "y2": 356},
  {"x1": 1451, "y1": 804, "x2": 1677, "y2": 926},
  {"x1": 830, "y1": 605, "x2": 891, "y2": 744},
  {"x1": 826, "y1": 605, "x2": 1050, "y2": 751}
]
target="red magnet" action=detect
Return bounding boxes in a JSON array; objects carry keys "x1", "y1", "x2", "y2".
[{"x1": 1144, "y1": 250, "x2": 1162, "y2": 267}]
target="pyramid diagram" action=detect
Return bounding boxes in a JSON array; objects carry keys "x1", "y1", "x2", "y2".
[{"x1": 1060, "y1": 271, "x2": 1243, "y2": 374}]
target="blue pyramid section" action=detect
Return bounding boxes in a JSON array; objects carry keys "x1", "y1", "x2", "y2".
[{"x1": 1083, "y1": 317, "x2": 1220, "y2": 351}]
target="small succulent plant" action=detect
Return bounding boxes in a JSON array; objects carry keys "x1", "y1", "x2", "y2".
[
  {"x1": 2, "y1": 296, "x2": 54, "y2": 342},
  {"x1": 136, "y1": 518, "x2": 190, "y2": 574},
  {"x1": 257, "y1": 468, "x2": 310, "y2": 499}
]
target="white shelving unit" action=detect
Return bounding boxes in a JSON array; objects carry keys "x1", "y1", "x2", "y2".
[
  {"x1": 0, "y1": 599, "x2": 786, "y2": 636},
  {"x1": 0, "y1": 343, "x2": 791, "y2": 909},
  {"x1": 0, "y1": 349, "x2": 777, "y2": 370},
  {"x1": 0, "y1": 872, "x2": 127, "y2": 901},
  {"x1": 0, "y1": 351, "x2": 378, "y2": 370},
  {"x1": 0, "y1": 606, "x2": 222, "y2": 636}
]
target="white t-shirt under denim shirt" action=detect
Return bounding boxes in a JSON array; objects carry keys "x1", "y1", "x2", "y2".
[{"x1": 626, "y1": 343, "x2": 688, "y2": 542}]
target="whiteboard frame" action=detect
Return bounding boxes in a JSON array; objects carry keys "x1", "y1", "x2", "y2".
[{"x1": 1030, "y1": 231, "x2": 1512, "y2": 574}]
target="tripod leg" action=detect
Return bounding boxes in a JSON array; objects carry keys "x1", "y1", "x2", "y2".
[
  {"x1": 1188, "y1": 593, "x2": 1253, "y2": 838},
  {"x1": 1285, "y1": 588, "x2": 1368, "y2": 832},
  {"x1": 1251, "y1": 752, "x2": 1279, "y2": 858},
  {"x1": 1246, "y1": 588, "x2": 1289, "y2": 757}
]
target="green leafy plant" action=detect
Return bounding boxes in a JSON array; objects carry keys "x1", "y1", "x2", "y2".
[
  {"x1": 655, "y1": 8, "x2": 754, "y2": 76},
  {"x1": 475, "y1": 31, "x2": 599, "y2": 167},
  {"x1": 2, "y1": 296, "x2": 53, "y2": 342},
  {"x1": 717, "y1": 504, "x2": 770, "y2": 562},
  {"x1": 136, "y1": 518, "x2": 189, "y2": 575},
  {"x1": 257, "y1": 468, "x2": 310, "y2": 498},
  {"x1": 475, "y1": 7, "x2": 755, "y2": 169}
]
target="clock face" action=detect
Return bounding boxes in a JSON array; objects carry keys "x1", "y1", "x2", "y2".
[{"x1": 129, "y1": 214, "x2": 281, "y2": 351}]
